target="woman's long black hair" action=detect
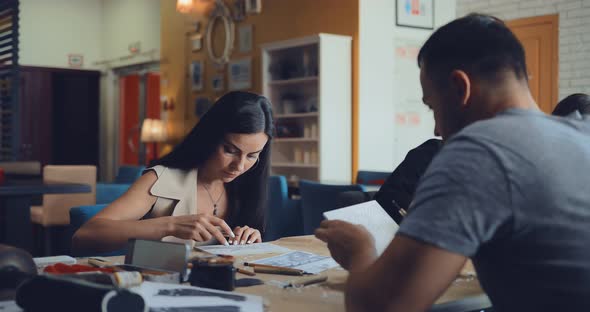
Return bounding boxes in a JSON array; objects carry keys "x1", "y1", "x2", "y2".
[{"x1": 152, "y1": 91, "x2": 274, "y2": 232}]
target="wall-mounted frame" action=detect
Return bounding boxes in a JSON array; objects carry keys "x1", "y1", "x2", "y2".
[
  {"x1": 190, "y1": 34, "x2": 202, "y2": 52},
  {"x1": 238, "y1": 24, "x2": 253, "y2": 53},
  {"x1": 233, "y1": 0, "x2": 246, "y2": 22},
  {"x1": 245, "y1": 0, "x2": 262, "y2": 14},
  {"x1": 206, "y1": 1, "x2": 235, "y2": 65},
  {"x1": 396, "y1": 0, "x2": 434, "y2": 30},
  {"x1": 211, "y1": 74, "x2": 225, "y2": 92},
  {"x1": 195, "y1": 96, "x2": 213, "y2": 118},
  {"x1": 190, "y1": 60, "x2": 204, "y2": 91},
  {"x1": 68, "y1": 54, "x2": 84, "y2": 67},
  {"x1": 228, "y1": 58, "x2": 252, "y2": 90}
]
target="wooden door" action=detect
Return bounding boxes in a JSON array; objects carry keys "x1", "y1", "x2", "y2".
[
  {"x1": 119, "y1": 75, "x2": 140, "y2": 166},
  {"x1": 18, "y1": 67, "x2": 99, "y2": 166},
  {"x1": 18, "y1": 67, "x2": 53, "y2": 165},
  {"x1": 118, "y1": 73, "x2": 161, "y2": 166},
  {"x1": 145, "y1": 73, "x2": 161, "y2": 163},
  {"x1": 507, "y1": 15, "x2": 559, "y2": 114},
  {"x1": 52, "y1": 70, "x2": 100, "y2": 166}
]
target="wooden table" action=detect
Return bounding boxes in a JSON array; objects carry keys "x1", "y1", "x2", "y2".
[
  {"x1": 236, "y1": 236, "x2": 489, "y2": 312},
  {"x1": 99, "y1": 235, "x2": 491, "y2": 312},
  {"x1": 0, "y1": 180, "x2": 91, "y2": 252}
]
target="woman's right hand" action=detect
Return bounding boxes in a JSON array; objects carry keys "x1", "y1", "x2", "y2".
[{"x1": 163, "y1": 214, "x2": 234, "y2": 245}]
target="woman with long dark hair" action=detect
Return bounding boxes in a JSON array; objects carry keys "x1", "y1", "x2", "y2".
[{"x1": 73, "y1": 91, "x2": 274, "y2": 254}]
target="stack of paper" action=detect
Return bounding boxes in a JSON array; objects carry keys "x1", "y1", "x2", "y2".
[
  {"x1": 323, "y1": 200, "x2": 399, "y2": 255},
  {"x1": 195, "y1": 242, "x2": 291, "y2": 256},
  {"x1": 251, "y1": 251, "x2": 339, "y2": 274},
  {"x1": 132, "y1": 281, "x2": 263, "y2": 312},
  {"x1": 0, "y1": 301, "x2": 21, "y2": 312}
]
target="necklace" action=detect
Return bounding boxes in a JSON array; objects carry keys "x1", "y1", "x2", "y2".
[{"x1": 201, "y1": 183, "x2": 225, "y2": 216}]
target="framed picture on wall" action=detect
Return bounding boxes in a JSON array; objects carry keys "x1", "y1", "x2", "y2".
[
  {"x1": 190, "y1": 34, "x2": 202, "y2": 52},
  {"x1": 195, "y1": 96, "x2": 213, "y2": 118},
  {"x1": 68, "y1": 54, "x2": 84, "y2": 68},
  {"x1": 228, "y1": 58, "x2": 252, "y2": 90},
  {"x1": 238, "y1": 24, "x2": 253, "y2": 53},
  {"x1": 245, "y1": 0, "x2": 262, "y2": 14},
  {"x1": 396, "y1": 0, "x2": 434, "y2": 30},
  {"x1": 190, "y1": 60, "x2": 204, "y2": 91},
  {"x1": 211, "y1": 74, "x2": 225, "y2": 92},
  {"x1": 233, "y1": 0, "x2": 246, "y2": 21}
]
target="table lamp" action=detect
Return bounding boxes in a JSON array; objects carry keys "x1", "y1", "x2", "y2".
[{"x1": 140, "y1": 119, "x2": 167, "y2": 164}]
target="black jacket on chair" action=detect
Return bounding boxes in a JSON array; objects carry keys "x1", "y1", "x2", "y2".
[{"x1": 374, "y1": 139, "x2": 442, "y2": 224}]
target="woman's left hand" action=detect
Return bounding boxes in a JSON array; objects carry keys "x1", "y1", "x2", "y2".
[{"x1": 230, "y1": 226, "x2": 262, "y2": 245}]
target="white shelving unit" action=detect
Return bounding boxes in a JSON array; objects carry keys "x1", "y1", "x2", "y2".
[
  {"x1": 261, "y1": 33, "x2": 352, "y2": 185},
  {"x1": 267, "y1": 76, "x2": 319, "y2": 86}
]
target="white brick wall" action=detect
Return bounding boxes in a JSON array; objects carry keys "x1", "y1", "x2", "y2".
[{"x1": 457, "y1": 0, "x2": 590, "y2": 100}]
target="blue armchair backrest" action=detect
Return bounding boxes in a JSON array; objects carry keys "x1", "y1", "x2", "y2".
[
  {"x1": 69, "y1": 204, "x2": 126, "y2": 256},
  {"x1": 115, "y1": 165, "x2": 145, "y2": 184},
  {"x1": 299, "y1": 180, "x2": 365, "y2": 235},
  {"x1": 356, "y1": 170, "x2": 391, "y2": 186},
  {"x1": 264, "y1": 176, "x2": 303, "y2": 241},
  {"x1": 96, "y1": 183, "x2": 131, "y2": 205}
]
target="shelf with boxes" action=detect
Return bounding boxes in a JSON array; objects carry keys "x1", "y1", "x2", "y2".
[{"x1": 267, "y1": 76, "x2": 318, "y2": 86}]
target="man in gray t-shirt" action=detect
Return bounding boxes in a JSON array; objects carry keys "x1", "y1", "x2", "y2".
[
  {"x1": 399, "y1": 109, "x2": 590, "y2": 310},
  {"x1": 315, "y1": 14, "x2": 590, "y2": 312}
]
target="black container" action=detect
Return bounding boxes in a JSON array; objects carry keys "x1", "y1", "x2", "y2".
[{"x1": 188, "y1": 260, "x2": 235, "y2": 291}]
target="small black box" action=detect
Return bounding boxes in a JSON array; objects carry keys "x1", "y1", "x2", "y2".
[{"x1": 188, "y1": 259, "x2": 235, "y2": 291}]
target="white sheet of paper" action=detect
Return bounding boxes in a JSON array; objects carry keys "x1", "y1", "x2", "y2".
[
  {"x1": 323, "y1": 200, "x2": 399, "y2": 255},
  {"x1": 195, "y1": 242, "x2": 291, "y2": 256},
  {"x1": 33, "y1": 255, "x2": 76, "y2": 268},
  {"x1": 131, "y1": 281, "x2": 263, "y2": 312},
  {"x1": 251, "y1": 251, "x2": 340, "y2": 274},
  {"x1": 0, "y1": 301, "x2": 22, "y2": 312}
]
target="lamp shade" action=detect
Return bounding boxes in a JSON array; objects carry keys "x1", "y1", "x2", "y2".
[
  {"x1": 176, "y1": 0, "x2": 216, "y2": 15},
  {"x1": 140, "y1": 119, "x2": 167, "y2": 143},
  {"x1": 176, "y1": 0, "x2": 194, "y2": 13}
]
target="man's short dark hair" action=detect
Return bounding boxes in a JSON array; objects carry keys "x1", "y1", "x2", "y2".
[{"x1": 418, "y1": 13, "x2": 528, "y2": 87}]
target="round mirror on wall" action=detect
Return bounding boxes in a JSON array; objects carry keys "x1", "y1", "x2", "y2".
[{"x1": 206, "y1": 2, "x2": 234, "y2": 65}]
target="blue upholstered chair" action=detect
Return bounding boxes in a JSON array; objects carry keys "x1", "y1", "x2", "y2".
[
  {"x1": 95, "y1": 166, "x2": 144, "y2": 204},
  {"x1": 114, "y1": 165, "x2": 145, "y2": 183},
  {"x1": 356, "y1": 170, "x2": 391, "y2": 186},
  {"x1": 299, "y1": 180, "x2": 366, "y2": 235},
  {"x1": 69, "y1": 204, "x2": 126, "y2": 256},
  {"x1": 264, "y1": 176, "x2": 303, "y2": 241},
  {"x1": 96, "y1": 183, "x2": 131, "y2": 205}
]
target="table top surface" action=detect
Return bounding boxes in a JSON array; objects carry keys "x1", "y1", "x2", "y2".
[
  {"x1": 236, "y1": 236, "x2": 487, "y2": 311},
  {"x1": 0, "y1": 180, "x2": 91, "y2": 196},
  {"x1": 94, "y1": 235, "x2": 489, "y2": 312}
]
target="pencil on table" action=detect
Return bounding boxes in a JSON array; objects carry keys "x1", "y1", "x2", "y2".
[
  {"x1": 244, "y1": 262, "x2": 304, "y2": 273},
  {"x1": 286, "y1": 275, "x2": 328, "y2": 288},
  {"x1": 253, "y1": 267, "x2": 305, "y2": 276},
  {"x1": 236, "y1": 268, "x2": 256, "y2": 276}
]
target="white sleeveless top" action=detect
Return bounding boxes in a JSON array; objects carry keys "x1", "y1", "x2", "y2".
[
  {"x1": 145, "y1": 165, "x2": 198, "y2": 218},
  {"x1": 145, "y1": 165, "x2": 216, "y2": 247}
]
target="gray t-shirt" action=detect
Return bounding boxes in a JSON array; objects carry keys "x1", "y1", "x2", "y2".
[{"x1": 398, "y1": 108, "x2": 590, "y2": 311}]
